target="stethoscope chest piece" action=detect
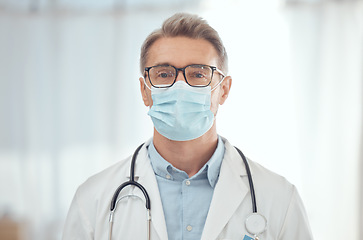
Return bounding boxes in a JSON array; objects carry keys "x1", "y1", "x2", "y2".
[{"x1": 245, "y1": 212, "x2": 267, "y2": 238}]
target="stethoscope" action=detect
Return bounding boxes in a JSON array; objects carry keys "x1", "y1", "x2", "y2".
[{"x1": 108, "y1": 143, "x2": 267, "y2": 240}]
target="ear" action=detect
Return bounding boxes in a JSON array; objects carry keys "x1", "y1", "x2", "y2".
[
  {"x1": 218, "y1": 76, "x2": 232, "y2": 105},
  {"x1": 139, "y1": 77, "x2": 151, "y2": 107}
]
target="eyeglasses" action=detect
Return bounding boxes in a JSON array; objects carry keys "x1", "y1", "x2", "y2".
[{"x1": 144, "y1": 64, "x2": 225, "y2": 88}]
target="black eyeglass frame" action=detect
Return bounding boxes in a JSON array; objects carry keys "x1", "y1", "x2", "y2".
[{"x1": 144, "y1": 64, "x2": 225, "y2": 88}]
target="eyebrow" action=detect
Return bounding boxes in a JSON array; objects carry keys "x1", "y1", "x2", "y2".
[
  {"x1": 151, "y1": 63, "x2": 207, "y2": 68},
  {"x1": 151, "y1": 62, "x2": 171, "y2": 67}
]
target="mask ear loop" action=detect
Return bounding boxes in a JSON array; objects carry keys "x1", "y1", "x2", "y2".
[
  {"x1": 211, "y1": 67, "x2": 226, "y2": 91},
  {"x1": 211, "y1": 76, "x2": 226, "y2": 91},
  {"x1": 142, "y1": 76, "x2": 152, "y2": 90}
]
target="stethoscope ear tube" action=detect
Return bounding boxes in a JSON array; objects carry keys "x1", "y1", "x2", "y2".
[{"x1": 234, "y1": 147, "x2": 257, "y2": 213}]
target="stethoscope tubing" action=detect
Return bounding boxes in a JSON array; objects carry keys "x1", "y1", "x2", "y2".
[
  {"x1": 109, "y1": 143, "x2": 261, "y2": 239},
  {"x1": 109, "y1": 143, "x2": 151, "y2": 240},
  {"x1": 234, "y1": 147, "x2": 258, "y2": 213},
  {"x1": 110, "y1": 143, "x2": 150, "y2": 212}
]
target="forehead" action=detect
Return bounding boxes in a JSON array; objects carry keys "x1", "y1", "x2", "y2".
[{"x1": 146, "y1": 37, "x2": 219, "y2": 68}]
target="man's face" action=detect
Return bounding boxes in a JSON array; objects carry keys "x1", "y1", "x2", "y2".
[{"x1": 140, "y1": 36, "x2": 231, "y2": 116}]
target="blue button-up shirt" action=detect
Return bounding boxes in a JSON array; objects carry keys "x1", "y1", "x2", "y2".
[{"x1": 148, "y1": 136, "x2": 225, "y2": 240}]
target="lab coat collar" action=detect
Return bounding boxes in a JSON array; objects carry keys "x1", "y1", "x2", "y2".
[
  {"x1": 127, "y1": 137, "x2": 251, "y2": 240},
  {"x1": 201, "y1": 137, "x2": 250, "y2": 240}
]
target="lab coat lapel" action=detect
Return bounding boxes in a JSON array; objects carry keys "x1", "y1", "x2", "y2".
[
  {"x1": 133, "y1": 143, "x2": 168, "y2": 240},
  {"x1": 201, "y1": 142, "x2": 249, "y2": 240}
]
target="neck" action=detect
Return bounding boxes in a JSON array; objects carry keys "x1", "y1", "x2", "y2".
[{"x1": 152, "y1": 123, "x2": 218, "y2": 177}]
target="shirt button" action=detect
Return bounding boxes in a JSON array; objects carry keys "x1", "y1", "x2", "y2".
[
  {"x1": 166, "y1": 174, "x2": 171, "y2": 179},
  {"x1": 185, "y1": 180, "x2": 191, "y2": 186},
  {"x1": 186, "y1": 225, "x2": 193, "y2": 231}
]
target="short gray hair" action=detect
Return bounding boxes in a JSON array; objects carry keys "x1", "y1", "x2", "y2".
[{"x1": 140, "y1": 13, "x2": 228, "y2": 74}]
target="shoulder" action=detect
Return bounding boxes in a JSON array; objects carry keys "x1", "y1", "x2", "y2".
[
  {"x1": 222, "y1": 136, "x2": 294, "y2": 192},
  {"x1": 63, "y1": 155, "x2": 133, "y2": 237},
  {"x1": 222, "y1": 137, "x2": 297, "y2": 213},
  {"x1": 250, "y1": 160, "x2": 294, "y2": 193},
  {"x1": 76, "y1": 141, "x2": 152, "y2": 198},
  {"x1": 215, "y1": 137, "x2": 312, "y2": 238},
  {"x1": 245, "y1": 157, "x2": 295, "y2": 204},
  {"x1": 73, "y1": 155, "x2": 132, "y2": 212},
  {"x1": 64, "y1": 141, "x2": 155, "y2": 238}
]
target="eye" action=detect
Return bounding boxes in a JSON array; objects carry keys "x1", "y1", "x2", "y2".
[
  {"x1": 189, "y1": 70, "x2": 208, "y2": 79},
  {"x1": 158, "y1": 72, "x2": 172, "y2": 78},
  {"x1": 194, "y1": 72, "x2": 206, "y2": 78},
  {"x1": 152, "y1": 66, "x2": 175, "y2": 79}
]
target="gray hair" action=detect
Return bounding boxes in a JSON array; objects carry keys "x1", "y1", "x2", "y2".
[{"x1": 140, "y1": 13, "x2": 228, "y2": 74}]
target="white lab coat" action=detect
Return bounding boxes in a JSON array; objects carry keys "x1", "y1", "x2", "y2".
[{"x1": 62, "y1": 137, "x2": 313, "y2": 240}]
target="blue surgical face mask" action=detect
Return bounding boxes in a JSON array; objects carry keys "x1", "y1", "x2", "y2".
[{"x1": 147, "y1": 81, "x2": 214, "y2": 141}]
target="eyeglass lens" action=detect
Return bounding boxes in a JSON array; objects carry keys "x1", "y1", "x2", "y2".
[{"x1": 148, "y1": 65, "x2": 213, "y2": 87}]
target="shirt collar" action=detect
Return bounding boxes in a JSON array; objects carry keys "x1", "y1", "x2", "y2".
[{"x1": 147, "y1": 136, "x2": 225, "y2": 188}]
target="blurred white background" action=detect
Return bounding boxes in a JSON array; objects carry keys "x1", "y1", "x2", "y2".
[{"x1": 0, "y1": 0, "x2": 362, "y2": 239}]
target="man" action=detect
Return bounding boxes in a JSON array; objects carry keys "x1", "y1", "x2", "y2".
[{"x1": 63, "y1": 13, "x2": 313, "y2": 240}]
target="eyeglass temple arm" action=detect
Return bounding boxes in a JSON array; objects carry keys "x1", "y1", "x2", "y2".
[{"x1": 211, "y1": 68, "x2": 226, "y2": 91}]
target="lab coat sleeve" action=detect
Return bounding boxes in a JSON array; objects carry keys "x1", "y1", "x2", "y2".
[
  {"x1": 278, "y1": 186, "x2": 313, "y2": 239},
  {"x1": 62, "y1": 189, "x2": 94, "y2": 240}
]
